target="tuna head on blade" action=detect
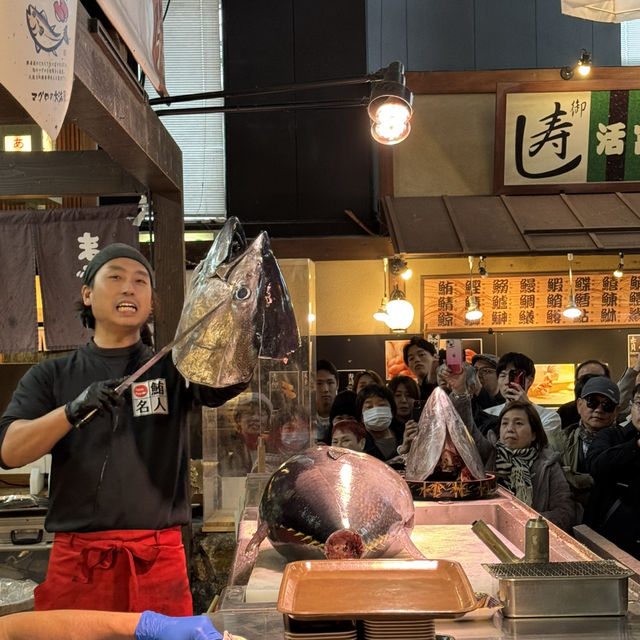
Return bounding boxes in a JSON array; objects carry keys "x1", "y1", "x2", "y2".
[
  {"x1": 245, "y1": 445, "x2": 424, "y2": 562},
  {"x1": 172, "y1": 217, "x2": 300, "y2": 387}
]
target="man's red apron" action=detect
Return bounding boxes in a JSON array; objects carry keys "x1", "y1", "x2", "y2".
[{"x1": 34, "y1": 527, "x2": 192, "y2": 615}]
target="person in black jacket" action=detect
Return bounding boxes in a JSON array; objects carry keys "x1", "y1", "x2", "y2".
[
  {"x1": 403, "y1": 337, "x2": 438, "y2": 401},
  {"x1": 585, "y1": 383, "x2": 640, "y2": 559},
  {"x1": 0, "y1": 244, "x2": 246, "y2": 614}
]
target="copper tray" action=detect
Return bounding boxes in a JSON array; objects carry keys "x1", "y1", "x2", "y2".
[
  {"x1": 277, "y1": 559, "x2": 477, "y2": 620},
  {"x1": 406, "y1": 473, "x2": 497, "y2": 501}
]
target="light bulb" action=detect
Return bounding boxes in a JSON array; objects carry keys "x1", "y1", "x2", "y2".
[
  {"x1": 373, "y1": 307, "x2": 388, "y2": 322},
  {"x1": 401, "y1": 268, "x2": 412, "y2": 280},
  {"x1": 577, "y1": 62, "x2": 591, "y2": 77},
  {"x1": 384, "y1": 299, "x2": 414, "y2": 332},
  {"x1": 563, "y1": 293, "x2": 582, "y2": 319},
  {"x1": 563, "y1": 305, "x2": 582, "y2": 319},
  {"x1": 465, "y1": 295, "x2": 483, "y2": 321}
]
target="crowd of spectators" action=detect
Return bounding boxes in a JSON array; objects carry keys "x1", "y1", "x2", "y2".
[{"x1": 313, "y1": 340, "x2": 640, "y2": 560}]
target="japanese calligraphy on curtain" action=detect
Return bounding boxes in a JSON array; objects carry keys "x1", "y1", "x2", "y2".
[
  {"x1": 495, "y1": 82, "x2": 640, "y2": 194},
  {"x1": 422, "y1": 273, "x2": 640, "y2": 331}
]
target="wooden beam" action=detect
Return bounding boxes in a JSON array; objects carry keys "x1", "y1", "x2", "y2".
[
  {"x1": 64, "y1": 3, "x2": 182, "y2": 195},
  {"x1": 185, "y1": 236, "x2": 395, "y2": 264},
  {"x1": 0, "y1": 85, "x2": 32, "y2": 125},
  {"x1": 406, "y1": 66, "x2": 640, "y2": 95},
  {"x1": 0, "y1": 150, "x2": 145, "y2": 197},
  {"x1": 152, "y1": 192, "x2": 186, "y2": 347}
]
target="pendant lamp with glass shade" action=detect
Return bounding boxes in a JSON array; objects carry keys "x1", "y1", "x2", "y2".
[
  {"x1": 563, "y1": 253, "x2": 582, "y2": 319},
  {"x1": 465, "y1": 256, "x2": 483, "y2": 322},
  {"x1": 384, "y1": 284, "x2": 414, "y2": 332},
  {"x1": 373, "y1": 258, "x2": 390, "y2": 322}
]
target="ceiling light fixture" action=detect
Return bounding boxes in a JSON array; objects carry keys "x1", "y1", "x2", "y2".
[
  {"x1": 613, "y1": 251, "x2": 624, "y2": 278},
  {"x1": 478, "y1": 255, "x2": 489, "y2": 278},
  {"x1": 465, "y1": 256, "x2": 483, "y2": 322},
  {"x1": 389, "y1": 255, "x2": 412, "y2": 280},
  {"x1": 560, "y1": 49, "x2": 592, "y2": 80},
  {"x1": 563, "y1": 253, "x2": 582, "y2": 319},
  {"x1": 367, "y1": 62, "x2": 413, "y2": 145},
  {"x1": 384, "y1": 284, "x2": 414, "y2": 333},
  {"x1": 150, "y1": 61, "x2": 413, "y2": 146}
]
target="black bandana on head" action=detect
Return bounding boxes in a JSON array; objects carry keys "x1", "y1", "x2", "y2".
[{"x1": 82, "y1": 243, "x2": 154, "y2": 287}]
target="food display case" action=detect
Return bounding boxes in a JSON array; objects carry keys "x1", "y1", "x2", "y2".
[{"x1": 200, "y1": 259, "x2": 315, "y2": 531}]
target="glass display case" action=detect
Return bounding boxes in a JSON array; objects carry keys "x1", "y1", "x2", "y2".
[{"x1": 201, "y1": 259, "x2": 315, "y2": 526}]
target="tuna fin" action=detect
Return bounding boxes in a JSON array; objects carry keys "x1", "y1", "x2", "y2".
[
  {"x1": 401, "y1": 532, "x2": 427, "y2": 559},
  {"x1": 382, "y1": 521, "x2": 426, "y2": 559},
  {"x1": 244, "y1": 519, "x2": 268, "y2": 559},
  {"x1": 326, "y1": 448, "x2": 351, "y2": 461}
]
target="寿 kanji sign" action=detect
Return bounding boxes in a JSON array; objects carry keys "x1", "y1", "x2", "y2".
[
  {"x1": 422, "y1": 272, "x2": 640, "y2": 332},
  {"x1": 495, "y1": 82, "x2": 640, "y2": 194}
]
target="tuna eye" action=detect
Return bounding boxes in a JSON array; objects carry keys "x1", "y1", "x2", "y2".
[{"x1": 235, "y1": 286, "x2": 251, "y2": 301}]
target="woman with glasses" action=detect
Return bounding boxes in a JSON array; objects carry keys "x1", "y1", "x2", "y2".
[{"x1": 547, "y1": 376, "x2": 620, "y2": 522}]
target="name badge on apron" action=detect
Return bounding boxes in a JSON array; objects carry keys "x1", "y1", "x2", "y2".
[{"x1": 132, "y1": 379, "x2": 169, "y2": 417}]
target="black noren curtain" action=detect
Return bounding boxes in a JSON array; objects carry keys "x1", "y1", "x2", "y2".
[{"x1": 0, "y1": 204, "x2": 139, "y2": 354}]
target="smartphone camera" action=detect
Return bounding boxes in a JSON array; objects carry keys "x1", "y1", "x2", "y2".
[
  {"x1": 508, "y1": 369, "x2": 526, "y2": 388},
  {"x1": 412, "y1": 399, "x2": 425, "y2": 422}
]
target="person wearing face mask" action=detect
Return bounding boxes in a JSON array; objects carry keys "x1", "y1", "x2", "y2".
[{"x1": 356, "y1": 384, "x2": 404, "y2": 464}]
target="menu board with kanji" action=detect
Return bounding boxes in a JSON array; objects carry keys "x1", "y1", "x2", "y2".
[{"x1": 423, "y1": 273, "x2": 640, "y2": 331}]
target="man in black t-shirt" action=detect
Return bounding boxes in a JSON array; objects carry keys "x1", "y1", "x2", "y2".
[{"x1": 0, "y1": 244, "x2": 244, "y2": 615}]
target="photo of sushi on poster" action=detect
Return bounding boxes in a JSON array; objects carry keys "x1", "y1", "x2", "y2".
[
  {"x1": 628, "y1": 334, "x2": 640, "y2": 368},
  {"x1": 527, "y1": 363, "x2": 575, "y2": 406},
  {"x1": 269, "y1": 370, "x2": 300, "y2": 410}
]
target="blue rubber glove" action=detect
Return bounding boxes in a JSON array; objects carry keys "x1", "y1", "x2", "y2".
[{"x1": 135, "y1": 611, "x2": 223, "y2": 640}]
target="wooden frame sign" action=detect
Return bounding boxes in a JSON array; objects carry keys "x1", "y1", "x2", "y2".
[{"x1": 495, "y1": 80, "x2": 640, "y2": 195}]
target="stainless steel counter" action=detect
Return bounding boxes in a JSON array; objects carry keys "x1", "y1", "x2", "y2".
[{"x1": 215, "y1": 486, "x2": 640, "y2": 639}]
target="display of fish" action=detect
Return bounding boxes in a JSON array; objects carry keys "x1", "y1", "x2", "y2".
[
  {"x1": 405, "y1": 386, "x2": 485, "y2": 482},
  {"x1": 245, "y1": 445, "x2": 424, "y2": 562},
  {"x1": 172, "y1": 217, "x2": 300, "y2": 387},
  {"x1": 26, "y1": 4, "x2": 69, "y2": 55}
]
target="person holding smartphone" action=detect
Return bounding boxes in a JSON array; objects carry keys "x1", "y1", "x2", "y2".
[{"x1": 476, "y1": 352, "x2": 561, "y2": 438}]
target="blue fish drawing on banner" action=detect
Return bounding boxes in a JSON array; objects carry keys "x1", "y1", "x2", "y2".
[{"x1": 26, "y1": 4, "x2": 69, "y2": 56}]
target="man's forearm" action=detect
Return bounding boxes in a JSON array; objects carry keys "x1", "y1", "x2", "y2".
[
  {"x1": 0, "y1": 610, "x2": 139, "y2": 640},
  {"x1": 0, "y1": 407, "x2": 71, "y2": 468}
]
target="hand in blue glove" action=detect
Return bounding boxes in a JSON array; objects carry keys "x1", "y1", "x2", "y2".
[{"x1": 135, "y1": 611, "x2": 223, "y2": 640}]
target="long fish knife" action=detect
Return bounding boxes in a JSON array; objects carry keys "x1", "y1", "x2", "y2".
[{"x1": 74, "y1": 300, "x2": 224, "y2": 428}]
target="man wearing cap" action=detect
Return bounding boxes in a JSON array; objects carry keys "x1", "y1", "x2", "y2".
[
  {"x1": 585, "y1": 382, "x2": 640, "y2": 560},
  {"x1": 548, "y1": 375, "x2": 620, "y2": 521},
  {"x1": 0, "y1": 244, "x2": 246, "y2": 615},
  {"x1": 471, "y1": 354, "x2": 503, "y2": 410}
]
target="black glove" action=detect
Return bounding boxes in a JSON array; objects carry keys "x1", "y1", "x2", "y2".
[{"x1": 65, "y1": 379, "x2": 124, "y2": 428}]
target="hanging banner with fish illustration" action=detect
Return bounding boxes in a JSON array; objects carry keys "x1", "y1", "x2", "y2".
[
  {"x1": 0, "y1": 1, "x2": 77, "y2": 140},
  {"x1": 95, "y1": 0, "x2": 167, "y2": 97}
]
